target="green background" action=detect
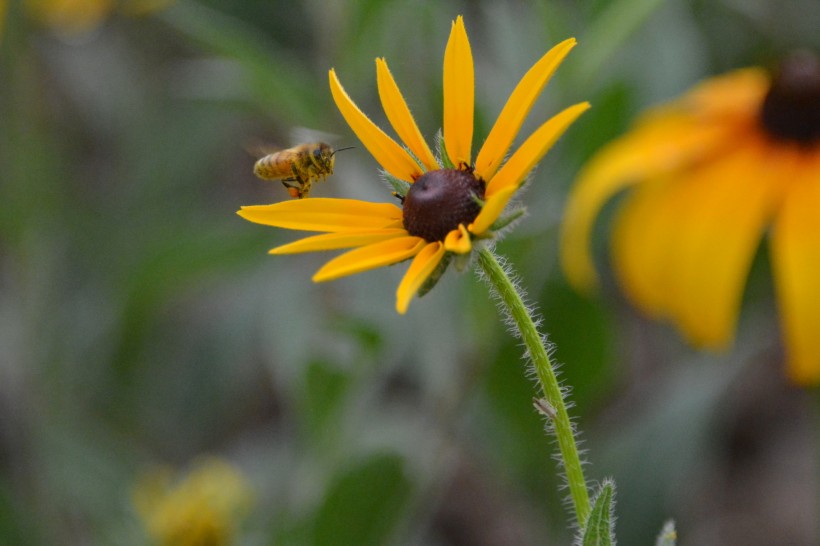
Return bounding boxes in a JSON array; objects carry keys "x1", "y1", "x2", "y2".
[{"x1": 1, "y1": 0, "x2": 818, "y2": 544}]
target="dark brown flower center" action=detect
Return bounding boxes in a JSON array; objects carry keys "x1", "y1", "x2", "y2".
[
  {"x1": 402, "y1": 169, "x2": 485, "y2": 242},
  {"x1": 759, "y1": 51, "x2": 820, "y2": 145}
]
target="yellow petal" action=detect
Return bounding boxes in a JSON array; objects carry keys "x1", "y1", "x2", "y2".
[
  {"x1": 486, "y1": 102, "x2": 590, "y2": 199},
  {"x1": 270, "y1": 228, "x2": 409, "y2": 254},
  {"x1": 329, "y1": 69, "x2": 422, "y2": 182},
  {"x1": 560, "y1": 108, "x2": 736, "y2": 294},
  {"x1": 470, "y1": 185, "x2": 517, "y2": 236},
  {"x1": 664, "y1": 141, "x2": 784, "y2": 348},
  {"x1": 771, "y1": 151, "x2": 820, "y2": 385},
  {"x1": 613, "y1": 140, "x2": 787, "y2": 351},
  {"x1": 475, "y1": 38, "x2": 577, "y2": 181},
  {"x1": 611, "y1": 176, "x2": 687, "y2": 320},
  {"x1": 237, "y1": 198, "x2": 403, "y2": 233},
  {"x1": 376, "y1": 58, "x2": 440, "y2": 172},
  {"x1": 664, "y1": 139, "x2": 790, "y2": 349},
  {"x1": 312, "y1": 236, "x2": 426, "y2": 282},
  {"x1": 396, "y1": 242, "x2": 446, "y2": 314},
  {"x1": 443, "y1": 224, "x2": 472, "y2": 254},
  {"x1": 685, "y1": 68, "x2": 769, "y2": 120},
  {"x1": 442, "y1": 15, "x2": 474, "y2": 167}
]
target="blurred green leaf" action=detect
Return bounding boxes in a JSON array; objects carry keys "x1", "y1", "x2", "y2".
[
  {"x1": 561, "y1": 81, "x2": 634, "y2": 171},
  {"x1": 0, "y1": 47, "x2": 66, "y2": 247},
  {"x1": 303, "y1": 360, "x2": 352, "y2": 441},
  {"x1": 539, "y1": 276, "x2": 614, "y2": 415},
  {"x1": 331, "y1": 318, "x2": 385, "y2": 358},
  {"x1": 480, "y1": 338, "x2": 564, "y2": 527},
  {"x1": 312, "y1": 453, "x2": 411, "y2": 546},
  {"x1": 159, "y1": 0, "x2": 325, "y2": 127},
  {"x1": 594, "y1": 356, "x2": 745, "y2": 544},
  {"x1": 575, "y1": 0, "x2": 669, "y2": 84},
  {"x1": 0, "y1": 479, "x2": 39, "y2": 546},
  {"x1": 110, "y1": 226, "x2": 266, "y2": 377}
]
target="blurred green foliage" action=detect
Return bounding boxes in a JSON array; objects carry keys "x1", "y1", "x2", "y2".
[{"x1": 1, "y1": 0, "x2": 818, "y2": 545}]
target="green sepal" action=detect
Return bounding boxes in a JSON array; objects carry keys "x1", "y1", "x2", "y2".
[
  {"x1": 382, "y1": 171, "x2": 411, "y2": 198},
  {"x1": 655, "y1": 520, "x2": 677, "y2": 546},
  {"x1": 417, "y1": 251, "x2": 453, "y2": 298},
  {"x1": 489, "y1": 206, "x2": 526, "y2": 233},
  {"x1": 452, "y1": 249, "x2": 472, "y2": 272},
  {"x1": 435, "y1": 130, "x2": 455, "y2": 170},
  {"x1": 404, "y1": 146, "x2": 427, "y2": 174},
  {"x1": 580, "y1": 480, "x2": 616, "y2": 546}
]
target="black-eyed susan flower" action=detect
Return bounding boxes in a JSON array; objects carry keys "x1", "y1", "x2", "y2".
[
  {"x1": 560, "y1": 51, "x2": 820, "y2": 385},
  {"x1": 239, "y1": 15, "x2": 589, "y2": 314},
  {"x1": 133, "y1": 457, "x2": 252, "y2": 546}
]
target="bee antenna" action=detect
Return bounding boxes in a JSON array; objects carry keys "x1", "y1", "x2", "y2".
[{"x1": 332, "y1": 146, "x2": 356, "y2": 156}]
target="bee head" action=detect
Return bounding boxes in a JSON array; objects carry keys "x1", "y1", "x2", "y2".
[{"x1": 324, "y1": 145, "x2": 355, "y2": 170}]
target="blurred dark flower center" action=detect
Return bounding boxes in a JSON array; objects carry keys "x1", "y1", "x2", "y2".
[
  {"x1": 403, "y1": 169, "x2": 485, "y2": 242},
  {"x1": 760, "y1": 51, "x2": 820, "y2": 145}
]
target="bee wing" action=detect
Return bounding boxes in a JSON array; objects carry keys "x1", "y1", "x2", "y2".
[
  {"x1": 289, "y1": 127, "x2": 341, "y2": 147},
  {"x1": 244, "y1": 139, "x2": 283, "y2": 159}
]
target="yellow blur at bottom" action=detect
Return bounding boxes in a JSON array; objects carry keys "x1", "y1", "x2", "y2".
[{"x1": 132, "y1": 457, "x2": 253, "y2": 546}]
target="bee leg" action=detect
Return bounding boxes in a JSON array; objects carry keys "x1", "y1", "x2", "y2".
[
  {"x1": 291, "y1": 163, "x2": 306, "y2": 181},
  {"x1": 279, "y1": 181, "x2": 301, "y2": 199},
  {"x1": 277, "y1": 178, "x2": 298, "y2": 198},
  {"x1": 288, "y1": 165, "x2": 314, "y2": 198},
  {"x1": 283, "y1": 175, "x2": 313, "y2": 199},
  {"x1": 280, "y1": 177, "x2": 300, "y2": 190}
]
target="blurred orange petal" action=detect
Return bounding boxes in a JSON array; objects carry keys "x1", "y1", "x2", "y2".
[
  {"x1": 771, "y1": 152, "x2": 820, "y2": 385},
  {"x1": 28, "y1": 0, "x2": 112, "y2": 34},
  {"x1": 560, "y1": 108, "x2": 735, "y2": 294},
  {"x1": 664, "y1": 141, "x2": 785, "y2": 348},
  {"x1": 611, "y1": 176, "x2": 683, "y2": 319},
  {"x1": 684, "y1": 68, "x2": 769, "y2": 119}
]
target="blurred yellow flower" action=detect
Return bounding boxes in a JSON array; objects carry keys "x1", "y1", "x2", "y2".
[
  {"x1": 239, "y1": 15, "x2": 588, "y2": 314},
  {"x1": 26, "y1": 0, "x2": 112, "y2": 34},
  {"x1": 24, "y1": 0, "x2": 172, "y2": 35},
  {"x1": 0, "y1": 0, "x2": 7, "y2": 41},
  {"x1": 133, "y1": 457, "x2": 252, "y2": 546},
  {"x1": 560, "y1": 52, "x2": 820, "y2": 384}
]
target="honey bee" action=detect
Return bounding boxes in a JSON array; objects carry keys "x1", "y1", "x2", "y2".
[{"x1": 253, "y1": 142, "x2": 352, "y2": 199}]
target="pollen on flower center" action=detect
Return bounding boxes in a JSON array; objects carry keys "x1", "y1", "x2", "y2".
[
  {"x1": 760, "y1": 51, "x2": 820, "y2": 145},
  {"x1": 402, "y1": 169, "x2": 485, "y2": 242}
]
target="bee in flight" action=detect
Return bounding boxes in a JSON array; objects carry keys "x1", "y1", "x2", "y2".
[{"x1": 253, "y1": 142, "x2": 352, "y2": 199}]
